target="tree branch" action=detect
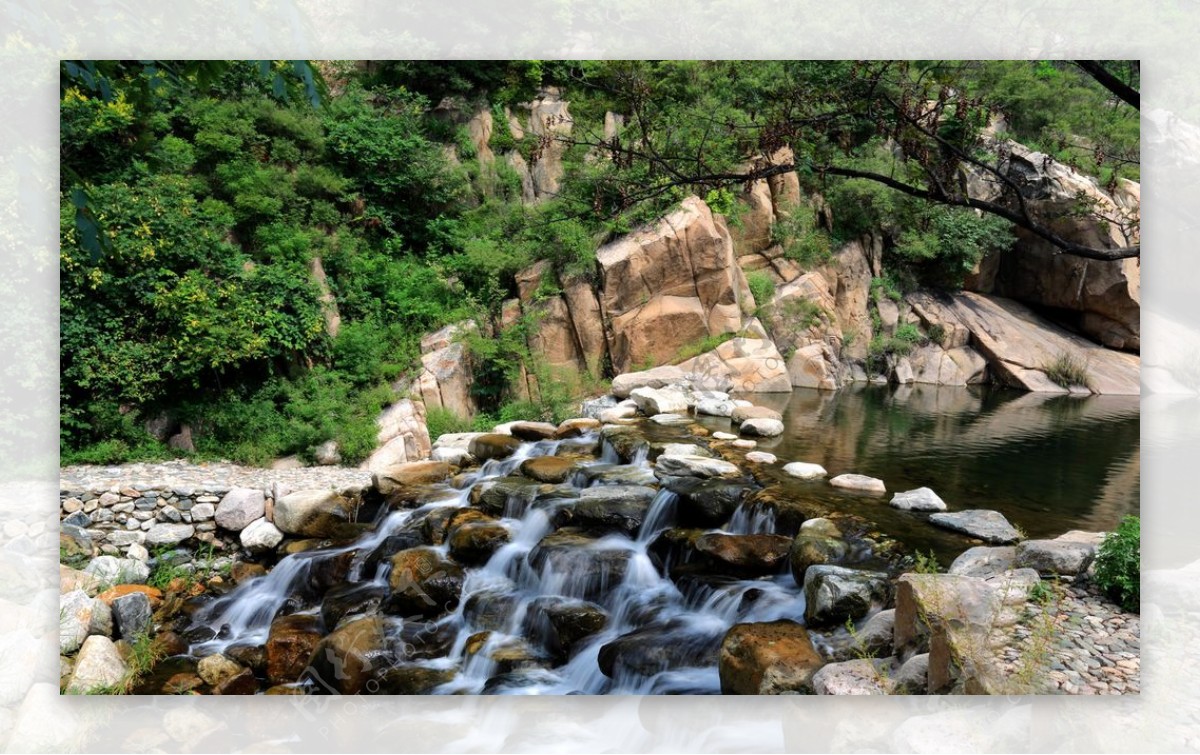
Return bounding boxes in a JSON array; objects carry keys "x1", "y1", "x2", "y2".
[{"x1": 1074, "y1": 61, "x2": 1140, "y2": 111}]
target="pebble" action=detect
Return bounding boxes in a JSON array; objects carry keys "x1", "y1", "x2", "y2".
[{"x1": 61, "y1": 460, "x2": 371, "y2": 494}]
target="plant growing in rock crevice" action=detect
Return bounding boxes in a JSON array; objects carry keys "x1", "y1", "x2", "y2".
[{"x1": 1042, "y1": 352, "x2": 1093, "y2": 390}]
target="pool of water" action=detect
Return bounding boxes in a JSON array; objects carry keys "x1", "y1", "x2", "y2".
[{"x1": 703, "y1": 383, "x2": 1140, "y2": 563}]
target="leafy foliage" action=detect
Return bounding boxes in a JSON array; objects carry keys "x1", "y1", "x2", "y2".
[{"x1": 1093, "y1": 515, "x2": 1140, "y2": 612}]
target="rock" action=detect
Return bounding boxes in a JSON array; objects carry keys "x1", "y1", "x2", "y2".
[
  {"x1": 144, "y1": 523, "x2": 194, "y2": 547},
  {"x1": 659, "y1": 442, "x2": 709, "y2": 457},
  {"x1": 266, "y1": 614, "x2": 323, "y2": 684},
  {"x1": 803, "y1": 565, "x2": 891, "y2": 626},
  {"x1": 598, "y1": 625, "x2": 721, "y2": 678},
  {"x1": 731, "y1": 405, "x2": 782, "y2": 424},
  {"x1": 892, "y1": 653, "x2": 929, "y2": 693},
  {"x1": 893, "y1": 573, "x2": 1003, "y2": 693},
  {"x1": 110, "y1": 592, "x2": 152, "y2": 639},
  {"x1": 366, "y1": 399, "x2": 433, "y2": 472},
  {"x1": 1014, "y1": 539, "x2": 1096, "y2": 576},
  {"x1": 64, "y1": 636, "x2": 127, "y2": 694},
  {"x1": 654, "y1": 454, "x2": 740, "y2": 479},
  {"x1": 84, "y1": 556, "x2": 149, "y2": 586},
  {"x1": 788, "y1": 535, "x2": 849, "y2": 584},
  {"x1": 60, "y1": 590, "x2": 109, "y2": 654},
  {"x1": 468, "y1": 433, "x2": 523, "y2": 462},
  {"x1": 416, "y1": 328, "x2": 477, "y2": 419},
  {"x1": 929, "y1": 509, "x2": 1021, "y2": 544},
  {"x1": 556, "y1": 417, "x2": 601, "y2": 438},
  {"x1": 596, "y1": 197, "x2": 747, "y2": 373},
  {"x1": 649, "y1": 413, "x2": 690, "y2": 425},
  {"x1": 273, "y1": 490, "x2": 357, "y2": 538},
  {"x1": 448, "y1": 521, "x2": 511, "y2": 565},
  {"x1": 695, "y1": 396, "x2": 736, "y2": 417},
  {"x1": 373, "y1": 460, "x2": 452, "y2": 496},
  {"x1": 520, "y1": 456, "x2": 577, "y2": 484},
  {"x1": 610, "y1": 366, "x2": 688, "y2": 398},
  {"x1": 60, "y1": 564, "x2": 102, "y2": 596},
  {"x1": 509, "y1": 421, "x2": 559, "y2": 441},
  {"x1": 304, "y1": 616, "x2": 386, "y2": 695},
  {"x1": 948, "y1": 546, "x2": 1017, "y2": 578},
  {"x1": 852, "y1": 609, "x2": 897, "y2": 659},
  {"x1": 525, "y1": 597, "x2": 609, "y2": 658},
  {"x1": 718, "y1": 621, "x2": 824, "y2": 694},
  {"x1": 197, "y1": 653, "x2": 243, "y2": 686},
  {"x1": 212, "y1": 668, "x2": 259, "y2": 695},
  {"x1": 230, "y1": 561, "x2": 267, "y2": 583},
  {"x1": 712, "y1": 431, "x2": 738, "y2": 441},
  {"x1": 313, "y1": 440, "x2": 341, "y2": 465},
  {"x1": 782, "y1": 461, "x2": 827, "y2": 480},
  {"x1": 386, "y1": 548, "x2": 465, "y2": 617},
  {"x1": 666, "y1": 478, "x2": 752, "y2": 528},
  {"x1": 96, "y1": 584, "x2": 163, "y2": 610},
  {"x1": 377, "y1": 665, "x2": 457, "y2": 694},
  {"x1": 630, "y1": 386, "x2": 690, "y2": 416},
  {"x1": 214, "y1": 488, "x2": 266, "y2": 532},
  {"x1": 571, "y1": 485, "x2": 659, "y2": 535},
  {"x1": 189, "y1": 502, "x2": 215, "y2": 521},
  {"x1": 321, "y1": 583, "x2": 388, "y2": 629},
  {"x1": 528, "y1": 530, "x2": 634, "y2": 602},
  {"x1": 800, "y1": 517, "x2": 842, "y2": 538},
  {"x1": 744, "y1": 451, "x2": 777, "y2": 464},
  {"x1": 829, "y1": 474, "x2": 886, "y2": 494},
  {"x1": 60, "y1": 526, "x2": 93, "y2": 560},
  {"x1": 239, "y1": 518, "x2": 284, "y2": 552},
  {"x1": 740, "y1": 418, "x2": 784, "y2": 437},
  {"x1": 694, "y1": 533, "x2": 791, "y2": 576},
  {"x1": 126, "y1": 542, "x2": 150, "y2": 562},
  {"x1": 676, "y1": 338, "x2": 793, "y2": 394},
  {"x1": 812, "y1": 658, "x2": 893, "y2": 695},
  {"x1": 889, "y1": 487, "x2": 947, "y2": 511}
]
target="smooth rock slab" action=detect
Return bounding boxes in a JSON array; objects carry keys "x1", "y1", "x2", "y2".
[
  {"x1": 829, "y1": 474, "x2": 886, "y2": 494},
  {"x1": 739, "y1": 418, "x2": 784, "y2": 437},
  {"x1": 929, "y1": 510, "x2": 1021, "y2": 544},
  {"x1": 654, "y1": 454, "x2": 740, "y2": 479},
  {"x1": 783, "y1": 462, "x2": 827, "y2": 480},
  {"x1": 890, "y1": 487, "x2": 947, "y2": 511}
]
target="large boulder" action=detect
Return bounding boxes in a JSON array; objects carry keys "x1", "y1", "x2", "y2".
[
  {"x1": 386, "y1": 548, "x2": 465, "y2": 617},
  {"x1": 676, "y1": 337, "x2": 793, "y2": 394},
  {"x1": 60, "y1": 590, "x2": 111, "y2": 654},
  {"x1": 304, "y1": 616, "x2": 387, "y2": 695},
  {"x1": 415, "y1": 324, "x2": 477, "y2": 418},
  {"x1": 718, "y1": 620, "x2": 824, "y2": 694},
  {"x1": 571, "y1": 485, "x2": 659, "y2": 535},
  {"x1": 610, "y1": 366, "x2": 688, "y2": 398},
  {"x1": 1014, "y1": 538, "x2": 1096, "y2": 576},
  {"x1": 630, "y1": 386, "x2": 689, "y2": 416},
  {"x1": 364, "y1": 399, "x2": 432, "y2": 474},
  {"x1": 693, "y1": 533, "x2": 791, "y2": 576},
  {"x1": 803, "y1": 565, "x2": 891, "y2": 626},
  {"x1": 373, "y1": 460, "x2": 452, "y2": 496},
  {"x1": 215, "y1": 488, "x2": 266, "y2": 532},
  {"x1": 468, "y1": 433, "x2": 523, "y2": 462},
  {"x1": 266, "y1": 614, "x2": 323, "y2": 685},
  {"x1": 928, "y1": 509, "x2": 1021, "y2": 544},
  {"x1": 596, "y1": 196, "x2": 751, "y2": 373},
  {"x1": 515, "y1": 261, "x2": 609, "y2": 378},
  {"x1": 273, "y1": 490, "x2": 357, "y2": 538}
]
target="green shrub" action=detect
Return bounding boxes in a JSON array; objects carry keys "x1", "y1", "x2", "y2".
[
  {"x1": 1042, "y1": 352, "x2": 1093, "y2": 389},
  {"x1": 672, "y1": 332, "x2": 736, "y2": 364},
  {"x1": 425, "y1": 406, "x2": 473, "y2": 441},
  {"x1": 746, "y1": 271, "x2": 775, "y2": 314},
  {"x1": 1092, "y1": 515, "x2": 1139, "y2": 612}
]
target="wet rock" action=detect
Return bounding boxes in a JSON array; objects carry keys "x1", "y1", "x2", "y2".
[
  {"x1": 145, "y1": 523, "x2": 195, "y2": 547},
  {"x1": 667, "y1": 478, "x2": 752, "y2": 528},
  {"x1": 84, "y1": 556, "x2": 150, "y2": 585},
  {"x1": 111, "y1": 592, "x2": 152, "y2": 640},
  {"x1": 430, "y1": 432, "x2": 481, "y2": 465},
  {"x1": 509, "y1": 421, "x2": 559, "y2": 441},
  {"x1": 711, "y1": 431, "x2": 738, "y2": 441},
  {"x1": 731, "y1": 405, "x2": 783, "y2": 424},
  {"x1": 465, "y1": 632, "x2": 550, "y2": 674},
  {"x1": 377, "y1": 664, "x2": 456, "y2": 694},
  {"x1": 741, "y1": 487, "x2": 816, "y2": 537},
  {"x1": 812, "y1": 658, "x2": 893, "y2": 695},
  {"x1": 695, "y1": 396, "x2": 736, "y2": 417},
  {"x1": 803, "y1": 565, "x2": 891, "y2": 626},
  {"x1": 213, "y1": 668, "x2": 259, "y2": 695},
  {"x1": 788, "y1": 535, "x2": 849, "y2": 584},
  {"x1": 948, "y1": 546, "x2": 1017, "y2": 578},
  {"x1": 321, "y1": 582, "x2": 388, "y2": 629},
  {"x1": 528, "y1": 530, "x2": 635, "y2": 602},
  {"x1": 266, "y1": 614, "x2": 323, "y2": 684},
  {"x1": 575, "y1": 463, "x2": 657, "y2": 488},
  {"x1": 230, "y1": 561, "x2": 267, "y2": 583},
  {"x1": 520, "y1": 456, "x2": 577, "y2": 483},
  {"x1": 304, "y1": 616, "x2": 388, "y2": 695},
  {"x1": 448, "y1": 520, "x2": 511, "y2": 565},
  {"x1": 239, "y1": 518, "x2": 284, "y2": 552},
  {"x1": 152, "y1": 631, "x2": 188, "y2": 657},
  {"x1": 162, "y1": 672, "x2": 204, "y2": 694},
  {"x1": 197, "y1": 653, "x2": 244, "y2": 687},
  {"x1": 718, "y1": 620, "x2": 824, "y2": 694},
  {"x1": 889, "y1": 487, "x2": 947, "y2": 512},
  {"x1": 694, "y1": 533, "x2": 791, "y2": 576},
  {"x1": 654, "y1": 454, "x2": 740, "y2": 479},
  {"x1": 386, "y1": 548, "x2": 465, "y2": 617},
  {"x1": 1015, "y1": 539, "x2": 1097, "y2": 576},
  {"x1": 744, "y1": 451, "x2": 777, "y2": 464},
  {"x1": 829, "y1": 474, "x2": 886, "y2": 494},
  {"x1": 570, "y1": 485, "x2": 659, "y2": 536},
  {"x1": 630, "y1": 386, "x2": 690, "y2": 416},
  {"x1": 463, "y1": 590, "x2": 521, "y2": 632},
  {"x1": 800, "y1": 517, "x2": 842, "y2": 538},
  {"x1": 224, "y1": 643, "x2": 267, "y2": 675},
  {"x1": 525, "y1": 597, "x2": 608, "y2": 658},
  {"x1": 273, "y1": 490, "x2": 357, "y2": 538},
  {"x1": 373, "y1": 461, "x2": 452, "y2": 497},
  {"x1": 649, "y1": 413, "x2": 690, "y2": 425},
  {"x1": 739, "y1": 418, "x2": 784, "y2": 437},
  {"x1": 929, "y1": 509, "x2": 1021, "y2": 544},
  {"x1": 556, "y1": 417, "x2": 601, "y2": 438},
  {"x1": 658, "y1": 442, "x2": 710, "y2": 458},
  {"x1": 469, "y1": 433, "x2": 523, "y2": 461},
  {"x1": 601, "y1": 427, "x2": 650, "y2": 463},
  {"x1": 397, "y1": 620, "x2": 457, "y2": 661},
  {"x1": 598, "y1": 623, "x2": 722, "y2": 678},
  {"x1": 215, "y1": 488, "x2": 266, "y2": 532},
  {"x1": 65, "y1": 636, "x2": 127, "y2": 694}
]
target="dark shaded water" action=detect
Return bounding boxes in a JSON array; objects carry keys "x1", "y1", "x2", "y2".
[{"x1": 707, "y1": 384, "x2": 1140, "y2": 564}]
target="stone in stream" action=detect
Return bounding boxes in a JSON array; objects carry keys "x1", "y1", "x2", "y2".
[
  {"x1": 732, "y1": 439, "x2": 757, "y2": 448},
  {"x1": 213, "y1": 668, "x2": 260, "y2": 695},
  {"x1": 386, "y1": 548, "x2": 465, "y2": 617},
  {"x1": 663, "y1": 477, "x2": 752, "y2": 528},
  {"x1": 573, "y1": 463, "x2": 657, "y2": 488},
  {"x1": 803, "y1": 565, "x2": 891, "y2": 627},
  {"x1": 266, "y1": 614, "x2": 323, "y2": 684},
  {"x1": 304, "y1": 616, "x2": 387, "y2": 695},
  {"x1": 948, "y1": 546, "x2": 1017, "y2": 578},
  {"x1": 744, "y1": 451, "x2": 777, "y2": 464},
  {"x1": 508, "y1": 421, "x2": 559, "y2": 441},
  {"x1": 214, "y1": 487, "x2": 266, "y2": 531},
  {"x1": 739, "y1": 418, "x2": 784, "y2": 437},
  {"x1": 731, "y1": 405, "x2": 783, "y2": 424},
  {"x1": 654, "y1": 454, "x2": 740, "y2": 479},
  {"x1": 239, "y1": 517, "x2": 284, "y2": 552},
  {"x1": 520, "y1": 456, "x2": 577, "y2": 484},
  {"x1": 1014, "y1": 538, "x2": 1097, "y2": 576},
  {"x1": 524, "y1": 596, "x2": 609, "y2": 659},
  {"x1": 601, "y1": 426, "x2": 650, "y2": 462},
  {"x1": 464, "y1": 632, "x2": 551, "y2": 674},
  {"x1": 570, "y1": 485, "x2": 659, "y2": 535},
  {"x1": 462, "y1": 589, "x2": 522, "y2": 632},
  {"x1": 197, "y1": 653, "x2": 244, "y2": 687},
  {"x1": 889, "y1": 487, "x2": 947, "y2": 511},
  {"x1": 65, "y1": 636, "x2": 128, "y2": 694},
  {"x1": 321, "y1": 583, "x2": 388, "y2": 630},
  {"x1": 273, "y1": 490, "x2": 358, "y2": 538},
  {"x1": 788, "y1": 535, "x2": 850, "y2": 584},
  {"x1": 812, "y1": 658, "x2": 894, "y2": 695},
  {"x1": 718, "y1": 620, "x2": 824, "y2": 694},
  {"x1": 800, "y1": 517, "x2": 842, "y2": 539},
  {"x1": 598, "y1": 404, "x2": 639, "y2": 423},
  {"x1": 928, "y1": 509, "x2": 1021, "y2": 544},
  {"x1": 658, "y1": 442, "x2": 711, "y2": 458},
  {"x1": 468, "y1": 433, "x2": 523, "y2": 461},
  {"x1": 630, "y1": 386, "x2": 690, "y2": 416},
  {"x1": 695, "y1": 396, "x2": 737, "y2": 417},
  {"x1": 430, "y1": 432, "x2": 481, "y2": 465},
  {"x1": 556, "y1": 417, "x2": 601, "y2": 438},
  {"x1": 448, "y1": 520, "x2": 512, "y2": 565},
  {"x1": 373, "y1": 460, "x2": 453, "y2": 496},
  {"x1": 611, "y1": 365, "x2": 688, "y2": 398},
  {"x1": 376, "y1": 664, "x2": 457, "y2": 694},
  {"x1": 782, "y1": 461, "x2": 827, "y2": 479},
  {"x1": 110, "y1": 591, "x2": 152, "y2": 640},
  {"x1": 649, "y1": 413, "x2": 691, "y2": 425},
  {"x1": 829, "y1": 474, "x2": 886, "y2": 494},
  {"x1": 693, "y1": 533, "x2": 792, "y2": 576},
  {"x1": 598, "y1": 624, "x2": 723, "y2": 678},
  {"x1": 527, "y1": 530, "x2": 635, "y2": 602},
  {"x1": 360, "y1": 530, "x2": 426, "y2": 577},
  {"x1": 711, "y1": 431, "x2": 738, "y2": 441}
]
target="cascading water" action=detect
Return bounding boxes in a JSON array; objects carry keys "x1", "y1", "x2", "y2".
[{"x1": 182, "y1": 427, "x2": 815, "y2": 694}]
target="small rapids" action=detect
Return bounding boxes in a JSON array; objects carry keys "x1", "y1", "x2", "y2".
[{"x1": 183, "y1": 429, "x2": 816, "y2": 695}]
